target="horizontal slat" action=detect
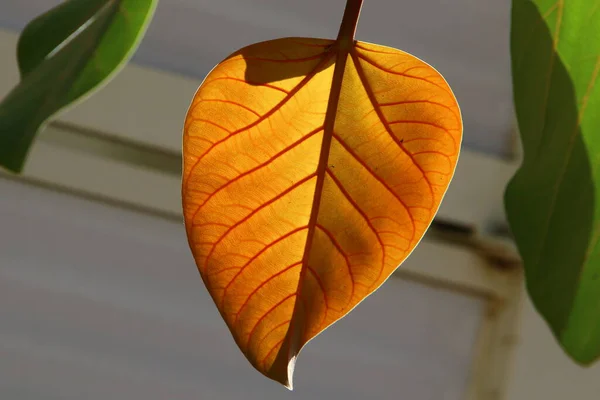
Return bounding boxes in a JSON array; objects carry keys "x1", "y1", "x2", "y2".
[{"x1": 2, "y1": 127, "x2": 182, "y2": 216}]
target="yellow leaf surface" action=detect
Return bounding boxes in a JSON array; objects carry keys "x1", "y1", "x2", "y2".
[{"x1": 182, "y1": 1, "x2": 462, "y2": 389}]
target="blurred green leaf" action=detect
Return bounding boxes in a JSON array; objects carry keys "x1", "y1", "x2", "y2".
[
  {"x1": 0, "y1": 0, "x2": 157, "y2": 173},
  {"x1": 507, "y1": 0, "x2": 600, "y2": 363}
]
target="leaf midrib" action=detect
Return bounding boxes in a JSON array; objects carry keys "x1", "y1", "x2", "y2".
[{"x1": 288, "y1": 42, "x2": 353, "y2": 353}]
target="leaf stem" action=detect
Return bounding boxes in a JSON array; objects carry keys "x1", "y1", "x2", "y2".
[{"x1": 336, "y1": 0, "x2": 363, "y2": 47}]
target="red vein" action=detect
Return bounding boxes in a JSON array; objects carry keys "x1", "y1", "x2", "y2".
[
  {"x1": 207, "y1": 265, "x2": 241, "y2": 279},
  {"x1": 260, "y1": 338, "x2": 286, "y2": 369},
  {"x1": 401, "y1": 65, "x2": 432, "y2": 75},
  {"x1": 188, "y1": 118, "x2": 232, "y2": 133},
  {"x1": 218, "y1": 227, "x2": 308, "y2": 308},
  {"x1": 354, "y1": 43, "x2": 400, "y2": 55},
  {"x1": 192, "y1": 222, "x2": 231, "y2": 229},
  {"x1": 355, "y1": 52, "x2": 453, "y2": 96},
  {"x1": 233, "y1": 262, "x2": 302, "y2": 326},
  {"x1": 184, "y1": 135, "x2": 213, "y2": 146},
  {"x1": 203, "y1": 174, "x2": 316, "y2": 273},
  {"x1": 380, "y1": 99, "x2": 460, "y2": 123},
  {"x1": 412, "y1": 150, "x2": 453, "y2": 160},
  {"x1": 306, "y1": 266, "x2": 328, "y2": 309},
  {"x1": 326, "y1": 169, "x2": 386, "y2": 285},
  {"x1": 189, "y1": 127, "x2": 323, "y2": 223},
  {"x1": 222, "y1": 252, "x2": 251, "y2": 260},
  {"x1": 246, "y1": 293, "x2": 296, "y2": 347},
  {"x1": 196, "y1": 99, "x2": 261, "y2": 117},
  {"x1": 388, "y1": 119, "x2": 457, "y2": 139},
  {"x1": 331, "y1": 133, "x2": 418, "y2": 239},
  {"x1": 304, "y1": 266, "x2": 330, "y2": 333},
  {"x1": 370, "y1": 216, "x2": 413, "y2": 242},
  {"x1": 184, "y1": 53, "x2": 334, "y2": 187},
  {"x1": 201, "y1": 76, "x2": 290, "y2": 94},
  {"x1": 254, "y1": 319, "x2": 292, "y2": 359},
  {"x1": 316, "y1": 224, "x2": 355, "y2": 301},
  {"x1": 402, "y1": 136, "x2": 454, "y2": 152},
  {"x1": 351, "y1": 52, "x2": 438, "y2": 207}
]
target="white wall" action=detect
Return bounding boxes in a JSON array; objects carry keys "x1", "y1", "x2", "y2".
[
  {"x1": 0, "y1": 176, "x2": 486, "y2": 400},
  {"x1": 506, "y1": 289, "x2": 600, "y2": 400}
]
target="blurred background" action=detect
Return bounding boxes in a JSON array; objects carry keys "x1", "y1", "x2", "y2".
[{"x1": 0, "y1": 1, "x2": 599, "y2": 399}]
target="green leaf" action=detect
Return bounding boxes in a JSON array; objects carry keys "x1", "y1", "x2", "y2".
[
  {"x1": 507, "y1": 0, "x2": 600, "y2": 364},
  {"x1": 0, "y1": 0, "x2": 158, "y2": 173}
]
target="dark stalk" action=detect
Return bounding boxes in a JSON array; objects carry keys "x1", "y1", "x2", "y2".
[{"x1": 336, "y1": 0, "x2": 363, "y2": 47}]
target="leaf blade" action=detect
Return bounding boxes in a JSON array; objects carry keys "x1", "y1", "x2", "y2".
[
  {"x1": 0, "y1": 0, "x2": 157, "y2": 173},
  {"x1": 182, "y1": 37, "x2": 462, "y2": 387},
  {"x1": 508, "y1": 0, "x2": 600, "y2": 363},
  {"x1": 16, "y1": 0, "x2": 108, "y2": 78}
]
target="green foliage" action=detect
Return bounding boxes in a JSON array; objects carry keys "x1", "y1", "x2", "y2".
[
  {"x1": 507, "y1": 0, "x2": 600, "y2": 364},
  {"x1": 0, "y1": 0, "x2": 157, "y2": 172}
]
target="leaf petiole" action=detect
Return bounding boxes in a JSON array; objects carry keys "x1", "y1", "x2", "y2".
[{"x1": 337, "y1": 0, "x2": 364, "y2": 47}]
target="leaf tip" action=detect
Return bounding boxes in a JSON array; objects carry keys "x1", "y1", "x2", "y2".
[
  {"x1": 263, "y1": 341, "x2": 298, "y2": 390},
  {"x1": 284, "y1": 355, "x2": 296, "y2": 390},
  {"x1": 266, "y1": 352, "x2": 297, "y2": 390},
  {"x1": 559, "y1": 339, "x2": 600, "y2": 367},
  {"x1": 0, "y1": 157, "x2": 26, "y2": 174}
]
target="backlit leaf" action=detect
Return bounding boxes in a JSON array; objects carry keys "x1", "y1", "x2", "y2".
[
  {"x1": 507, "y1": 0, "x2": 600, "y2": 363},
  {"x1": 182, "y1": 1, "x2": 462, "y2": 388}
]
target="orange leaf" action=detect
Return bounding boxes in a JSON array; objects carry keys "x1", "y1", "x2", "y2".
[{"x1": 182, "y1": 0, "x2": 462, "y2": 389}]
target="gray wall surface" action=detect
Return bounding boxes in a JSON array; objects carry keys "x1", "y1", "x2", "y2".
[{"x1": 0, "y1": 177, "x2": 484, "y2": 399}]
